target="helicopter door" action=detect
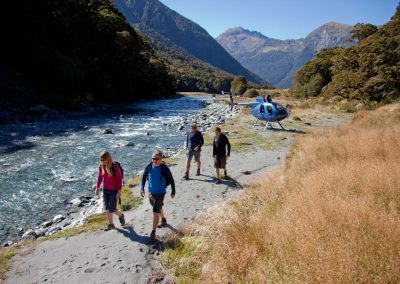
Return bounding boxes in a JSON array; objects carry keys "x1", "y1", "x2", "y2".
[{"x1": 267, "y1": 105, "x2": 273, "y2": 116}]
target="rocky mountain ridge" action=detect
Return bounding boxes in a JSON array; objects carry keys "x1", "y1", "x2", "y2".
[{"x1": 217, "y1": 23, "x2": 354, "y2": 88}]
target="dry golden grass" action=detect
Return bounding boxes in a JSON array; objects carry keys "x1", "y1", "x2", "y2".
[{"x1": 162, "y1": 104, "x2": 400, "y2": 283}]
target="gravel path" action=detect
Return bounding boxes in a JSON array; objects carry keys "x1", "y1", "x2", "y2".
[{"x1": 5, "y1": 144, "x2": 289, "y2": 284}]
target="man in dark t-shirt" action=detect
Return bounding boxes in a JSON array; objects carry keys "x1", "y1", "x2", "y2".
[
  {"x1": 213, "y1": 127, "x2": 231, "y2": 184},
  {"x1": 184, "y1": 123, "x2": 204, "y2": 180}
]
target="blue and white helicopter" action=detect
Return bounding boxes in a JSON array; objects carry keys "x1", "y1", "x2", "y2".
[{"x1": 230, "y1": 95, "x2": 291, "y2": 130}]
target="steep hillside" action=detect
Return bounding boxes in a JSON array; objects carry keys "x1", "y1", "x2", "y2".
[
  {"x1": 293, "y1": 6, "x2": 400, "y2": 105},
  {"x1": 0, "y1": 0, "x2": 175, "y2": 111},
  {"x1": 113, "y1": 0, "x2": 265, "y2": 87},
  {"x1": 217, "y1": 23, "x2": 353, "y2": 88}
]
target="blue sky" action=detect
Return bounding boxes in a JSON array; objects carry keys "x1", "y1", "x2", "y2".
[{"x1": 159, "y1": 0, "x2": 399, "y2": 39}]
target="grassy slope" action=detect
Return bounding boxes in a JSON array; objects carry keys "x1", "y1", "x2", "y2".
[{"x1": 161, "y1": 104, "x2": 400, "y2": 283}]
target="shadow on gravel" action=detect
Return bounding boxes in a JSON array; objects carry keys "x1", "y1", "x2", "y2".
[{"x1": 117, "y1": 226, "x2": 151, "y2": 245}]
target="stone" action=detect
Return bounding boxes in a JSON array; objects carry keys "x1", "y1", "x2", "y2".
[
  {"x1": 34, "y1": 228, "x2": 47, "y2": 237},
  {"x1": 103, "y1": 128, "x2": 113, "y2": 134},
  {"x1": 46, "y1": 227, "x2": 62, "y2": 236},
  {"x1": 29, "y1": 104, "x2": 51, "y2": 113},
  {"x1": 2, "y1": 241, "x2": 13, "y2": 247},
  {"x1": 126, "y1": 141, "x2": 135, "y2": 147},
  {"x1": 136, "y1": 143, "x2": 147, "y2": 148},
  {"x1": 41, "y1": 221, "x2": 53, "y2": 227},
  {"x1": 53, "y1": 214, "x2": 65, "y2": 223},
  {"x1": 22, "y1": 229, "x2": 38, "y2": 240},
  {"x1": 70, "y1": 198, "x2": 82, "y2": 207}
]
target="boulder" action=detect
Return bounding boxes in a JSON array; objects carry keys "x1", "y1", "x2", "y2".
[
  {"x1": 46, "y1": 227, "x2": 62, "y2": 236},
  {"x1": 41, "y1": 221, "x2": 53, "y2": 227},
  {"x1": 70, "y1": 198, "x2": 82, "y2": 207},
  {"x1": 53, "y1": 214, "x2": 65, "y2": 223},
  {"x1": 136, "y1": 143, "x2": 147, "y2": 148},
  {"x1": 103, "y1": 128, "x2": 113, "y2": 134},
  {"x1": 34, "y1": 228, "x2": 47, "y2": 238},
  {"x1": 126, "y1": 141, "x2": 135, "y2": 147},
  {"x1": 29, "y1": 104, "x2": 51, "y2": 113},
  {"x1": 22, "y1": 229, "x2": 38, "y2": 240}
]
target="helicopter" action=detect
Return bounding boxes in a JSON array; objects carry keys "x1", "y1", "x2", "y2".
[{"x1": 230, "y1": 95, "x2": 291, "y2": 130}]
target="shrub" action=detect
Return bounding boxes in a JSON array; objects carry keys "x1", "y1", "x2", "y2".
[{"x1": 244, "y1": 88, "x2": 259, "y2": 98}]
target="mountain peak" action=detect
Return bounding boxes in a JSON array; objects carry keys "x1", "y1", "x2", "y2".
[{"x1": 217, "y1": 23, "x2": 354, "y2": 88}]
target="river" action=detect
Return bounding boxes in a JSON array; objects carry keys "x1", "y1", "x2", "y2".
[{"x1": 0, "y1": 95, "x2": 211, "y2": 243}]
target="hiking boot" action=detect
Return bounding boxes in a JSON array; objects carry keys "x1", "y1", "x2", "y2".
[
  {"x1": 104, "y1": 224, "x2": 115, "y2": 231},
  {"x1": 158, "y1": 218, "x2": 167, "y2": 228},
  {"x1": 196, "y1": 168, "x2": 200, "y2": 176},
  {"x1": 119, "y1": 213, "x2": 125, "y2": 226},
  {"x1": 183, "y1": 171, "x2": 189, "y2": 180},
  {"x1": 150, "y1": 230, "x2": 156, "y2": 240},
  {"x1": 215, "y1": 179, "x2": 221, "y2": 184}
]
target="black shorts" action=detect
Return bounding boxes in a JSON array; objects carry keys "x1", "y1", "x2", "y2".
[
  {"x1": 103, "y1": 189, "x2": 118, "y2": 213},
  {"x1": 214, "y1": 156, "x2": 227, "y2": 169},
  {"x1": 149, "y1": 193, "x2": 165, "y2": 213}
]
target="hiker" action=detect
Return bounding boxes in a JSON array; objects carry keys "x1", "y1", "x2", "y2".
[
  {"x1": 213, "y1": 127, "x2": 231, "y2": 184},
  {"x1": 141, "y1": 150, "x2": 176, "y2": 240},
  {"x1": 95, "y1": 151, "x2": 125, "y2": 231},
  {"x1": 266, "y1": 95, "x2": 272, "y2": 102},
  {"x1": 184, "y1": 123, "x2": 204, "y2": 180}
]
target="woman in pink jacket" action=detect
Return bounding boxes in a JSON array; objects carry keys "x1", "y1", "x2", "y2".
[{"x1": 96, "y1": 151, "x2": 125, "y2": 230}]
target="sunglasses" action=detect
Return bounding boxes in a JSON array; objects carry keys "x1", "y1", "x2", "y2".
[{"x1": 152, "y1": 157, "x2": 160, "y2": 161}]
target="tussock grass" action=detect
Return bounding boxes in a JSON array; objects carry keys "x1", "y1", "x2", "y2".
[
  {"x1": 162, "y1": 104, "x2": 400, "y2": 283},
  {"x1": 0, "y1": 248, "x2": 15, "y2": 281}
]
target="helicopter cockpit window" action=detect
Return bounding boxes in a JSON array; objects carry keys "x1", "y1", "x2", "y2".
[
  {"x1": 267, "y1": 105, "x2": 273, "y2": 115},
  {"x1": 260, "y1": 104, "x2": 265, "y2": 113}
]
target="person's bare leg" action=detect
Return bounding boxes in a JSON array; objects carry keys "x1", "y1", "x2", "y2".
[
  {"x1": 216, "y1": 168, "x2": 220, "y2": 180},
  {"x1": 153, "y1": 212, "x2": 160, "y2": 231},
  {"x1": 160, "y1": 208, "x2": 165, "y2": 220},
  {"x1": 113, "y1": 209, "x2": 121, "y2": 217},
  {"x1": 197, "y1": 160, "x2": 201, "y2": 171},
  {"x1": 106, "y1": 212, "x2": 113, "y2": 224},
  {"x1": 186, "y1": 159, "x2": 190, "y2": 173}
]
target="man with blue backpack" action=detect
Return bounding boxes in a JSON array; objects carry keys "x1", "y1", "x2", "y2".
[{"x1": 141, "y1": 150, "x2": 176, "y2": 241}]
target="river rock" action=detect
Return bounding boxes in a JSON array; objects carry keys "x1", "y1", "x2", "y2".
[
  {"x1": 46, "y1": 227, "x2": 62, "y2": 236},
  {"x1": 70, "y1": 198, "x2": 82, "y2": 207},
  {"x1": 53, "y1": 214, "x2": 65, "y2": 223},
  {"x1": 34, "y1": 228, "x2": 47, "y2": 238},
  {"x1": 22, "y1": 229, "x2": 38, "y2": 240},
  {"x1": 136, "y1": 143, "x2": 147, "y2": 148},
  {"x1": 29, "y1": 104, "x2": 51, "y2": 113},
  {"x1": 103, "y1": 128, "x2": 113, "y2": 134},
  {"x1": 41, "y1": 221, "x2": 53, "y2": 227},
  {"x1": 2, "y1": 241, "x2": 13, "y2": 247},
  {"x1": 178, "y1": 125, "x2": 184, "y2": 130},
  {"x1": 126, "y1": 141, "x2": 135, "y2": 147}
]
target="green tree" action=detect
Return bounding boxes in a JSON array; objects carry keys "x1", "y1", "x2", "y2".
[
  {"x1": 244, "y1": 88, "x2": 259, "y2": 98},
  {"x1": 230, "y1": 76, "x2": 248, "y2": 96},
  {"x1": 350, "y1": 23, "x2": 378, "y2": 42}
]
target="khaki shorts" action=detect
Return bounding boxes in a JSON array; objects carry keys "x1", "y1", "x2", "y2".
[
  {"x1": 187, "y1": 150, "x2": 201, "y2": 162},
  {"x1": 214, "y1": 156, "x2": 227, "y2": 169}
]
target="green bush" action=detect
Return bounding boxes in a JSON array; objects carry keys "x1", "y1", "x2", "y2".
[{"x1": 244, "y1": 88, "x2": 259, "y2": 98}]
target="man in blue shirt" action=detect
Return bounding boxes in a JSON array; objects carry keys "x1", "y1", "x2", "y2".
[
  {"x1": 141, "y1": 150, "x2": 176, "y2": 240},
  {"x1": 184, "y1": 123, "x2": 204, "y2": 180}
]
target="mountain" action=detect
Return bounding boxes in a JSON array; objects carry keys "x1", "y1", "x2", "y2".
[
  {"x1": 292, "y1": 6, "x2": 400, "y2": 104},
  {"x1": 0, "y1": 0, "x2": 175, "y2": 112},
  {"x1": 216, "y1": 23, "x2": 354, "y2": 88},
  {"x1": 112, "y1": 0, "x2": 265, "y2": 89}
]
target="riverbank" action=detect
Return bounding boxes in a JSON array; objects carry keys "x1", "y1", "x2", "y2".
[
  {"x1": 2, "y1": 101, "x2": 351, "y2": 283},
  {"x1": 1, "y1": 95, "x2": 237, "y2": 246}
]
